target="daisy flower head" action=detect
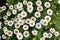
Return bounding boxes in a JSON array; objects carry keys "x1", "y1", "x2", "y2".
[
  {"x1": 45, "y1": 16, "x2": 51, "y2": 22},
  {"x1": 12, "y1": 9, "x2": 17, "y2": 15},
  {"x1": 18, "y1": 20, "x2": 24, "y2": 25},
  {"x1": 2, "y1": 6, "x2": 6, "y2": 10},
  {"x1": 37, "y1": 6, "x2": 43, "y2": 12},
  {"x1": 35, "y1": 23, "x2": 42, "y2": 29},
  {"x1": 14, "y1": 29, "x2": 19, "y2": 34},
  {"x1": 9, "y1": 5, "x2": 13, "y2": 10},
  {"x1": 23, "y1": 25, "x2": 29, "y2": 30},
  {"x1": 23, "y1": 31, "x2": 30, "y2": 37},
  {"x1": 31, "y1": 17, "x2": 36, "y2": 22},
  {"x1": 4, "y1": 29, "x2": 8, "y2": 35},
  {"x1": 0, "y1": 7, "x2": 3, "y2": 12},
  {"x1": 36, "y1": 0, "x2": 42, "y2": 6},
  {"x1": 47, "y1": 33, "x2": 52, "y2": 38},
  {"x1": 32, "y1": 30, "x2": 38, "y2": 36},
  {"x1": 18, "y1": 14, "x2": 23, "y2": 19},
  {"x1": 23, "y1": 0, "x2": 27, "y2": 5},
  {"x1": 3, "y1": 15, "x2": 8, "y2": 20},
  {"x1": 8, "y1": 21, "x2": 14, "y2": 26},
  {"x1": 54, "y1": 31, "x2": 60, "y2": 37},
  {"x1": 16, "y1": 33, "x2": 23, "y2": 40},
  {"x1": 6, "y1": 11, "x2": 11, "y2": 16},
  {"x1": 42, "y1": 20, "x2": 48, "y2": 26},
  {"x1": 27, "y1": 6, "x2": 33, "y2": 13},
  {"x1": 15, "y1": 23, "x2": 20, "y2": 28},
  {"x1": 34, "y1": 12, "x2": 41, "y2": 18},
  {"x1": 2, "y1": 34, "x2": 7, "y2": 39},
  {"x1": 43, "y1": 32, "x2": 48, "y2": 38},
  {"x1": 44, "y1": 2, "x2": 51, "y2": 8},
  {"x1": 7, "y1": 31, "x2": 13, "y2": 36},
  {"x1": 27, "y1": 1, "x2": 33, "y2": 6},
  {"x1": 40, "y1": 37, "x2": 45, "y2": 40},
  {"x1": 3, "y1": 27, "x2": 7, "y2": 31},
  {"x1": 47, "y1": 9, "x2": 53, "y2": 16},
  {"x1": 21, "y1": 11, "x2": 27, "y2": 17},
  {"x1": 50, "y1": 28, "x2": 55, "y2": 33},
  {"x1": 4, "y1": 20, "x2": 8, "y2": 25}
]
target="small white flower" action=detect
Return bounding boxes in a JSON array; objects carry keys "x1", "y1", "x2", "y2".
[
  {"x1": 34, "y1": 12, "x2": 41, "y2": 18},
  {"x1": 45, "y1": 16, "x2": 51, "y2": 22},
  {"x1": 15, "y1": 23, "x2": 20, "y2": 28},
  {"x1": 36, "y1": 0, "x2": 42, "y2": 6},
  {"x1": 0, "y1": 7, "x2": 3, "y2": 12},
  {"x1": 27, "y1": 6, "x2": 33, "y2": 13},
  {"x1": 40, "y1": 37, "x2": 45, "y2": 40},
  {"x1": 8, "y1": 21, "x2": 14, "y2": 26},
  {"x1": 4, "y1": 29, "x2": 8, "y2": 35},
  {"x1": 14, "y1": 29, "x2": 19, "y2": 34},
  {"x1": 23, "y1": 31, "x2": 30, "y2": 37},
  {"x1": 32, "y1": 30, "x2": 38, "y2": 36},
  {"x1": 4, "y1": 20, "x2": 8, "y2": 25},
  {"x1": 23, "y1": 0, "x2": 27, "y2": 5},
  {"x1": 9, "y1": 5, "x2": 13, "y2": 10},
  {"x1": 12, "y1": 9, "x2": 17, "y2": 15},
  {"x1": 49, "y1": 0, "x2": 52, "y2": 1},
  {"x1": 54, "y1": 31, "x2": 60, "y2": 37},
  {"x1": 2, "y1": 6, "x2": 6, "y2": 10},
  {"x1": 18, "y1": 14, "x2": 23, "y2": 19},
  {"x1": 25, "y1": 19, "x2": 31, "y2": 24},
  {"x1": 2, "y1": 34, "x2": 7, "y2": 39},
  {"x1": 21, "y1": 11, "x2": 27, "y2": 17},
  {"x1": 44, "y1": 2, "x2": 51, "y2": 8},
  {"x1": 42, "y1": 20, "x2": 48, "y2": 26},
  {"x1": 23, "y1": 25, "x2": 29, "y2": 30},
  {"x1": 7, "y1": 31, "x2": 13, "y2": 36},
  {"x1": 31, "y1": 17, "x2": 36, "y2": 21},
  {"x1": 37, "y1": 6, "x2": 43, "y2": 12},
  {"x1": 18, "y1": 20, "x2": 24, "y2": 25},
  {"x1": 29, "y1": 21, "x2": 35, "y2": 27},
  {"x1": 48, "y1": 33, "x2": 52, "y2": 38},
  {"x1": 16, "y1": 33, "x2": 23, "y2": 40},
  {"x1": 43, "y1": 32, "x2": 48, "y2": 38},
  {"x1": 58, "y1": 0, "x2": 60, "y2": 4},
  {"x1": 6, "y1": 11, "x2": 11, "y2": 16},
  {"x1": 14, "y1": 18, "x2": 19, "y2": 22},
  {"x1": 47, "y1": 9, "x2": 53, "y2": 16},
  {"x1": 3, "y1": 15, "x2": 8, "y2": 20},
  {"x1": 27, "y1": 1, "x2": 33, "y2": 6},
  {"x1": 35, "y1": 23, "x2": 42, "y2": 29},
  {"x1": 3, "y1": 27, "x2": 7, "y2": 31},
  {"x1": 50, "y1": 28, "x2": 55, "y2": 33}
]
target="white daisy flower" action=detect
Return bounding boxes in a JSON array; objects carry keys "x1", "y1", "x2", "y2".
[
  {"x1": 37, "y1": 6, "x2": 43, "y2": 12},
  {"x1": 4, "y1": 20, "x2": 8, "y2": 25},
  {"x1": 35, "y1": 23, "x2": 42, "y2": 29},
  {"x1": 18, "y1": 20, "x2": 24, "y2": 25},
  {"x1": 2, "y1": 34, "x2": 7, "y2": 39},
  {"x1": 48, "y1": 33, "x2": 52, "y2": 38},
  {"x1": 44, "y1": 2, "x2": 51, "y2": 8},
  {"x1": 4, "y1": 29, "x2": 8, "y2": 35},
  {"x1": 21, "y1": 11, "x2": 27, "y2": 17},
  {"x1": 27, "y1": 6, "x2": 33, "y2": 13},
  {"x1": 6, "y1": 11, "x2": 11, "y2": 16},
  {"x1": 0, "y1": 22, "x2": 2, "y2": 29},
  {"x1": 32, "y1": 30, "x2": 38, "y2": 36},
  {"x1": 12, "y1": 9, "x2": 17, "y2": 15},
  {"x1": 23, "y1": 31, "x2": 30, "y2": 37},
  {"x1": 29, "y1": 21, "x2": 35, "y2": 27},
  {"x1": 23, "y1": 0, "x2": 27, "y2": 5},
  {"x1": 18, "y1": 14, "x2": 23, "y2": 19},
  {"x1": 40, "y1": 37, "x2": 45, "y2": 40},
  {"x1": 8, "y1": 21, "x2": 14, "y2": 26},
  {"x1": 15, "y1": 23, "x2": 20, "y2": 28},
  {"x1": 42, "y1": 20, "x2": 48, "y2": 26},
  {"x1": 34, "y1": 12, "x2": 41, "y2": 18},
  {"x1": 9, "y1": 5, "x2": 13, "y2": 10},
  {"x1": 36, "y1": 0, "x2": 42, "y2": 6},
  {"x1": 43, "y1": 32, "x2": 48, "y2": 38},
  {"x1": 3, "y1": 15, "x2": 8, "y2": 20},
  {"x1": 23, "y1": 25, "x2": 29, "y2": 30},
  {"x1": 3, "y1": 27, "x2": 7, "y2": 31},
  {"x1": 2, "y1": 6, "x2": 6, "y2": 10},
  {"x1": 0, "y1": 7, "x2": 3, "y2": 12},
  {"x1": 54, "y1": 31, "x2": 60, "y2": 37},
  {"x1": 49, "y1": 0, "x2": 52, "y2": 1},
  {"x1": 14, "y1": 18, "x2": 19, "y2": 22},
  {"x1": 58, "y1": 0, "x2": 60, "y2": 4},
  {"x1": 7, "y1": 31, "x2": 13, "y2": 36},
  {"x1": 45, "y1": 16, "x2": 51, "y2": 22},
  {"x1": 14, "y1": 29, "x2": 19, "y2": 34},
  {"x1": 47, "y1": 9, "x2": 53, "y2": 16},
  {"x1": 50, "y1": 28, "x2": 55, "y2": 33},
  {"x1": 27, "y1": 1, "x2": 33, "y2": 6},
  {"x1": 31, "y1": 17, "x2": 36, "y2": 21},
  {"x1": 16, "y1": 33, "x2": 23, "y2": 40}
]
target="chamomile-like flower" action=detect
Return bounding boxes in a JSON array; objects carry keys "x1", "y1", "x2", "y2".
[
  {"x1": 2, "y1": 34, "x2": 7, "y2": 39},
  {"x1": 40, "y1": 37, "x2": 45, "y2": 40},
  {"x1": 35, "y1": 23, "x2": 42, "y2": 29},
  {"x1": 23, "y1": 31, "x2": 30, "y2": 37},
  {"x1": 23, "y1": 25, "x2": 29, "y2": 30},
  {"x1": 15, "y1": 23, "x2": 20, "y2": 28},
  {"x1": 4, "y1": 29, "x2": 8, "y2": 35},
  {"x1": 45, "y1": 16, "x2": 51, "y2": 22},
  {"x1": 27, "y1": 1, "x2": 33, "y2": 6},
  {"x1": 14, "y1": 29, "x2": 19, "y2": 34},
  {"x1": 32, "y1": 30, "x2": 38, "y2": 36},
  {"x1": 18, "y1": 20, "x2": 24, "y2": 25},
  {"x1": 9, "y1": 5, "x2": 13, "y2": 10},
  {"x1": 0, "y1": 7, "x2": 3, "y2": 12},
  {"x1": 48, "y1": 33, "x2": 52, "y2": 38},
  {"x1": 12, "y1": 9, "x2": 17, "y2": 15},
  {"x1": 37, "y1": 6, "x2": 43, "y2": 12},
  {"x1": 6, "y1": 11, "x2": 11, "y2": 16},
  {"x1": 4, "y1": 20, "x2": 8, "y2": 25},
  {"x1": 36, "y1": 0, "x2": 42, "y2": 6},
  {"x1": 23, "y1": 0, "x2": 27, "y2": 5},
  {"x1": 2, "y1": 6, "x2": 6, "y2": 10},
  {"x1": 7, "y1": 31, "x2": 13, "y2": 36},
  {"x1": 47, "y1": 9, "x2": 53, "y2": 16},
  {"x1": 44, "y1": 2, "x2": 51, "y2": 8},
  {"x1": 34, "y1": 12, "x2": 41, "y2": 18},
  {"x1": 27, "y1": 6, "x2": 33, "y2": 13},
  {"x1": 8, "y1": 21, "x2": 14, "y2": 26},
  {"x1": 16, "y1": 33, "x2": 23, "y2": 40},
  {"x1": 18, "y1": 14, "x2": 23, "y2": 19},
  {"x1": 3, "y1": 15, "x2": 8, "y2": 20},
  {"x1": 50, "y1": 28, "x2": 55, "y2": 33},
  {"x1": 43, "y1": 32, "x2": 48, "y2": 38},
  {"x1": 31, "y1": 17, "x2": 36, "y2": 21}
]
